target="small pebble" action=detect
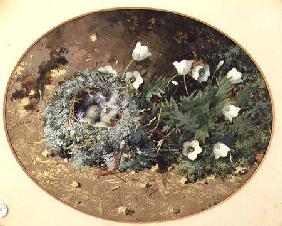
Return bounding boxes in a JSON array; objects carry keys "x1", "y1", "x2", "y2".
[
  {"x1": 180, "y1": 177, "x2": 188, "y2": 185},
  {"x1": 45, "y1": 84, "x2": 56, "y2": 92},
  {"x1": 49, "y1": 69, "x2": 67, "y2": 79},
  {"x1": 112, "y1": 186, "x2": 120, "y2": 191},
  {"x1": 151, "y1": 164, "x2": 160, "y2": 172},
  {"x1": 168, "y1": 165, "x2": 174, "y2": 171},
  {"x1": 117, "y1": 206, "x2": 134, "y2": 215},
  {"x1": 21, "y1": 97, "x2": 31, "y2": 108},
  {"x1": 90, "y1": 33, "x2": 97, "y2": 42},
  {"x1": 206, "y1": 175, "x2": 216, "y2": 181},
  {"x1": 170, "y1": 207, "x2": 181, "y2": 215},
  {"x1": 41, "y1": 150, "x2": 52, "y2": 157},
  {"x1": 63, "y1": 158, "x2": 69, "y2": 163},
  {"x1": 234, "y1": 166, "x2": 248, "y2": 175},
  {"x1": 140, "y1": 182, "x2": 150, "y2": 189},
  {"x1": 129, "y1": 170, "x2": 136, "y2": 175},
  {"x1": 28, "y1": 89, "x2": 37, "y2": 97},
  {"x1": 71, "y1": 181, "x2": 81, "y2": 188}
]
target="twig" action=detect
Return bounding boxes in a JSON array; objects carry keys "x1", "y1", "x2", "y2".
[
  {"x1": 33, "y1": 138, "x2": 46, "y2": 144},
  {"x1": 148, "y1": 109, "x2": 162, "y2": 135},
  {"x1": 144, "y1": 116, "x2": 157, "y2": 127},
  {"x1": 165, "y1": 128, "x2": 176, "y2": 138},
  {"x1": 99, "y1": 203, "x2": 102, "y2": 216},
  {"x1": 115, "y1": 174, "x2": 126, "y2": 183},
  {"x1": 164, "y1": 74, "x2": 178, "y2": 90},
  {"x1": 69, "y1": 97, "x2": 79, "y2": 123}
]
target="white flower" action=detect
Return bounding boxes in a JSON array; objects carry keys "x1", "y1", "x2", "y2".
[
  {"x1": 213, "y1": 142, "x2": 231, "y2": 159},
  {"x1": 223, "y1": 104, "x2": 241, "y2": 122},
  {"x1": 182, "y1": 140, "x2": 202, "y2": 161},
  {"x1": 132, "y1": 42, "x2": 152, "y2": 61},
  {"x1": 173, "y1": 60, "x2": 193, "y2": 75},
  {"x1": 226, "y1": 68, "x2": 243, "y2": 84},
  {"x1": 191, "y1": 64, "x2": 210, "y2": 82},
  {"x1": 98, "y1": 65, "x2": 118, "y2": 77},
  {"x1": 125, "y1": 71, "x2": 143, "y2": 89}
]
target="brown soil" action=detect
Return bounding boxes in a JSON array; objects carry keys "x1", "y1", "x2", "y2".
[{"x1": 4, "y1": 9, "x2": 258, "y2": 222}]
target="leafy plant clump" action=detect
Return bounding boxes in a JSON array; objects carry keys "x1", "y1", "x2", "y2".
[{"x1": 43, "y1": 42, "x2": 272, "y2": 180}]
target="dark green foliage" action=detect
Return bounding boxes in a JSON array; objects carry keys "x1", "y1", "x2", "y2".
[
  {"x1": 144, "y1": 77, "x2": 169, "y2": 101},
  {"x1": 148, "y1": 46, "x2": 272, "y2": 180},
  {"x1": 161, "y1": 78, "x2": 231, "y2": 143},
  {"x1": 118, "y1": 147, "x2": 158, "y2": 172},
  {"x1": 220, "y1": 73, "x2": 272, "y2": 160}
]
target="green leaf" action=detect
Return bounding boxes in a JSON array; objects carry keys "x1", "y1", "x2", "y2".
[
  {"x1": 145, "y1": 77, "x2": 169, "y2": 101},
  {"x1": 172, "y1": 108, "x2": 199, "y2": 132},
  {"x1": 194, "y1": 129, "x2": 209, "y2": 143}
]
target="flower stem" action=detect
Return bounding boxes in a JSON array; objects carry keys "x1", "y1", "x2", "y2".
[
  {"x1": 183, "y1": 74, "x2": 189, "y2": 95},
  {"x1": 164, "y1": 74, "x2": 178, "y2": 90},
  {"x1": 122, "y1": 59, "x2": 134, "y2": 78}
]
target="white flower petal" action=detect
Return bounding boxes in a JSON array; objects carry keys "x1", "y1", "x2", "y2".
[
  {"x1": 198, "y1": 65, "x2": 210, "y2": 82},
  {"x1": 226, "y1": 68, "x2": 243, "y2": 84},
  {"x1": 223, "y1": 104, "x2": 241, "y2": 122},
  {"x1": 98, "y1": 65, "x2": 118, "y2": 77},
  {"x1": 187, "y1": 152, "x2": 198, "y2": 161},
  {"x1": 191, "y1": 65, "x2": 202, "y2": 80},
  {"x1": 173, "y1": 60, "x2": 193, "y2": 75},
  {"x1": 216, "y1": 60, "x2": 224, "y2": 71},
  {"x1": 171, "y1": 81, "x2": 178, "y2": 85},
  {"x1": 191, "y1": 64, "x2": 210, "y2": 83},
  {"x1": 213, "y1": 142, "x2": 231, "y2": 159},
  {"x1": 132, "y1": 42, "x2": 152, "y2": 61}
]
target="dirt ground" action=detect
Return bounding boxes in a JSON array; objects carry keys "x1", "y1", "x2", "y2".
[{"x1": 4, "y1": 9, "x2": 260, "y2": 222}]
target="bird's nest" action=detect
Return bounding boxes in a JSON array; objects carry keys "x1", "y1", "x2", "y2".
[{"x1": 43, "y1": 71, "x2": 157, "y2": 173}]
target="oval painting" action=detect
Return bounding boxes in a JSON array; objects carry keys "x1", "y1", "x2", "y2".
[{"x1": 5, "y1": 9, "x2": 272, "y2": 222}]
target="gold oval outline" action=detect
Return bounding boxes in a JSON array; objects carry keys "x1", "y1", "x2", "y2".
[{"x1": 3, "y1": 7, "x2": 275, "y2": 224}]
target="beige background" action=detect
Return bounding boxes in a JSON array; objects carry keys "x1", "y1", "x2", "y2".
[{"x1": 0, "y1": 0, "x2": 282, "y2": 225}]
